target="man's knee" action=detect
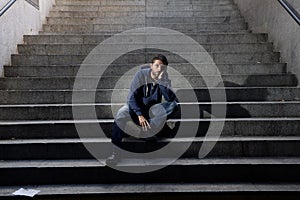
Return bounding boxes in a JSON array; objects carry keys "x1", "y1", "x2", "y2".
[
  {"x1": 116, "y1": 105, "x2": 130, "y2": 119},
  {"x1": 162, "y1": 101, "x2": 178, "y2": 116}
]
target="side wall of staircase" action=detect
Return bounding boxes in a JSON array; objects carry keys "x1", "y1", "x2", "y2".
[
  {"x1": 234, "y1": 0, "x2": 300, "y2": 80},
  {"x1": 0, "y1": 0, "x2": 55, "y2": 76}
]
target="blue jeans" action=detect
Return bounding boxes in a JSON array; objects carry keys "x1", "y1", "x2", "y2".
[{"x1": 111, "y1": 101, "x2": 178, "y2": 148}]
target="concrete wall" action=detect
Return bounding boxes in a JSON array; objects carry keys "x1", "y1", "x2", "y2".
[
  {"x1": 0, "y1": 0, "x2": 55, "y2": 76},
  {"x1": 233, "y1": 0, "x2": 300, "y2": 83}
]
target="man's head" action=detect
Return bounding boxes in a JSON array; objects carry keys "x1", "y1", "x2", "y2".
[{"x1": 150, "y1": 54, "x2": 168, "y2": 80}]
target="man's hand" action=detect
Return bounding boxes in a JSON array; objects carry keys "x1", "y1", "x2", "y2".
[
  {"x1": 138, "y1": 115, "x2": 151, "y2": 131},
  {"x1": 158, "y1": 71, "x2": 167, "y2": 80}
]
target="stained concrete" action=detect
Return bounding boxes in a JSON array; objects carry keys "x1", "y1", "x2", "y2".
[
  {"x1": 0, "y1": 0, "x2": 54, "y2": 76},
  {"x1": 233, "y1": 0, "x2": 300, "y2": 85}
]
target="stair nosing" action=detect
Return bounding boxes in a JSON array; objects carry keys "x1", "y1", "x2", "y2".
[
  {"x1": 1, "y1": 117, "x2": 300, "y2": 125},
  {"x1": 2, "y1": 182, "x2": 300, "y2": 196},
  {"x1": 0, "y1": 101, "x2": 300, "y2": 108},
  {"x1": 1, "y1": 157, "x2": 300, "y2": 169}
]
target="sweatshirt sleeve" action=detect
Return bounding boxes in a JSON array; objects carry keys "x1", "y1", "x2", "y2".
[{"x1": 128, "y1": 71, "x2": 145, "y2": 116}]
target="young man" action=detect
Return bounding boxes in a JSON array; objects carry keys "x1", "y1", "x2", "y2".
[{"x1": 106, "y1": 54, "x2": 178, "y2": 165}]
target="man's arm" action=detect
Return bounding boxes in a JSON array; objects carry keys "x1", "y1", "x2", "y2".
[
  {"x1": 157, "y1": 71, "x2": 177, "y2": 102},
  {"x1": 128, "y1": 71, "x2": 151, "y2": 131},
  {"x1": 128, "y1": 71, "x2": 144, "y2": 116}
]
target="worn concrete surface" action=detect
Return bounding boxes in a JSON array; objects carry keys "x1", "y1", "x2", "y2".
[{"x1": 233, "y1": 0, "x2": 300, "y2": 84}]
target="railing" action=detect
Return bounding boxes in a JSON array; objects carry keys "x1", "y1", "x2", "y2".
[
  {"x1": 278, "y1": 0, "x2": 300, "y2": 26},
  {"x1": 0, "y1": 0, "x2": 39, "y2": 17},
  {"x1": 0, "y1": 0, "x2": 16, "y2": 17},
  {"x1": 25, "y1": 0, "x2": 39, "y2": 10}
]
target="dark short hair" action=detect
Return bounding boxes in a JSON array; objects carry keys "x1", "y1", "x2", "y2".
[{"x1": 151, "y1": 54, "x2": 168, "y2": 66}]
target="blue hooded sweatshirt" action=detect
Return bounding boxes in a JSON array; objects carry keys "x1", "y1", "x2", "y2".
[{"x1": 127, "y1": 67, "x2": 177, "y2": 116}]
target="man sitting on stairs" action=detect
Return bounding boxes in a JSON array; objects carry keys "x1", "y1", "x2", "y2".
[{"x1": 106, "y1": 54, "x2": 179, "y2": 165}]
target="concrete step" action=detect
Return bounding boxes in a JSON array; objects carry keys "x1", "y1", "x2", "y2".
[
  {"x1": 177, "y1": 87, "x2": 300, "y2": 102},
  {"x1": 48, "y1": 10, "x2": 146, "y2": 18},
  {"x1": 1, "y1": 158, "x2": 300, "y2": 186},
  {"x1": 52, "y1": 5, "x2": 146, "y2": 12},
  {"x1": 51, "y1": 4, "x2": 238, "y2": 12},
  {"x1": 0, "y1": 87, "x2": 298, "y2": 104},
  {"x1": 0, "y1": 74, "x2": 296, "y2": 90},
  {"x1": 145, "y1": 5, "x2": 238, "y2": 11},
  {"x1": 0, "y1": 137, "x2": 300, "y2": 160},
  {"x1": 2, "y1": 183, "x2": 300, "y2": 198},
  {"x1": 55, "y1": 0, "x2": 234, "y2": 6},
  {"x1": 146, "y1": 16, "x2": 245, "y2": 23},
  {"x1": 47, "y1": 16, "x2": 146, "y2": 25},
  {"x1": 132, "y1": 11, "x2": 242, "y2": 18},
  {"x1": 0, "y1": 102, "x2": 299, "y2": 120},
  {"x1": 0, "y1": 118, "x2": 300, "y2": 139},
  {"x1": 48, "y1": 10, "x2": 241, "y2": 18},
  {"x1": 46, "y1": 16, "x2": 245, "y2": 25},
  {"x1": 45, "y1": 16, "x2": 246, "y2": 25},
  {"x1": 40, "y1": 30, "x2": 250, "y2": 35},
  {"x1": 17, "y1": 43, "x2": 273, "y2": 55},
  {"x1": 4, "y1": 63, "x2": 287, "y2": 77},
  {"x1": 11, "y1": 52, "x2": 280, "y2": 66},
  {"x1": 23, "y1": 33, "x2": 268, "y2": 44},
  {"x1": 42, "y1": 23, "x2": 247, "y2": 34},
  {"x1": 146, "y1": 0, "x2": 236, "y2": 5},
  {"x1": 56, "y1": 0, "x2": 146, "y2": 6},
  {"x1": 137, "y1": 23, "x2": 248, "y2": 31}
]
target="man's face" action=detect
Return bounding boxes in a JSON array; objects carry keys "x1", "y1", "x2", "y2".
[{"x1": 150, "y1": 59, "x2": 167, "y2": 79}]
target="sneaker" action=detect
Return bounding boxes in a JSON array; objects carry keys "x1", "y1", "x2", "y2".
[
  {"x1": 166, "y1": 121, "x2": 176, "y2": 130},
  {"x1": 105, "y1": 152, "x2": 120, "y2": 166}
]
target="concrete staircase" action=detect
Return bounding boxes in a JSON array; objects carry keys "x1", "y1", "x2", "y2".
[{"x1": 1, "y1": 0, "x2": 300, "y2": 198}]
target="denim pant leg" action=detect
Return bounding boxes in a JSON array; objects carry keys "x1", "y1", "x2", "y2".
[
  {"x1": 112, "y1": 102, "x2": 178, "y2": 146},
  {"x1": 111, "y1": 105, "x2": 132, "y2": 148},
  {"x1": 164, "y1": 101, "x2": 178, "y2": 119},
  {"x1": 149, "y1": 101, "x2": 178, "y2": 129}
]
